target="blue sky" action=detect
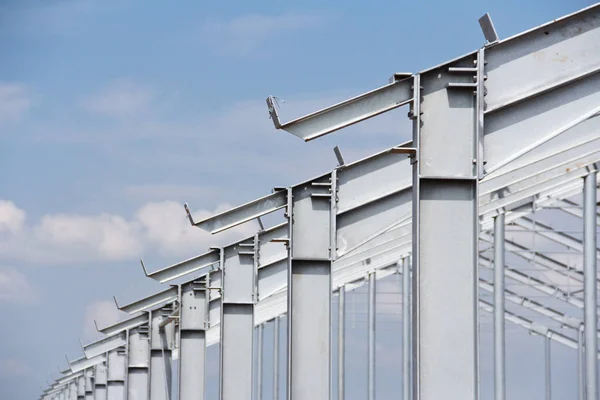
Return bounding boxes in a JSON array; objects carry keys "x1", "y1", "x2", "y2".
[{"x1": 0, "y1": 0, "x2": 593, "y2": 399}]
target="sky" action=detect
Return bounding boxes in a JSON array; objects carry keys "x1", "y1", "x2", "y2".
[{"x1": 0, "y1": 0, "x2": 595, "y2": 399}]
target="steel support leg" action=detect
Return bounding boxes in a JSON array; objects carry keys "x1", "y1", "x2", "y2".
[
  {"x1": 77, "y1": 375, "x2": 86, "y2": 399},
  {"x1": 579, "y1": 325, "x2": 585, "y2": 400},
  {"x1": 95, "y1": 363, "x2": 108, "y2": 400},
  {"x1": 545, "y1": 336, "x2": 552, "y2": 400},
  {"x1": 368, "y1": 273, "x2": 376, "y2": 400},
  {"x1": 127, "y1": 327, "x2": 150, "y2": 400},
  {"x1": 107, "y1": 349, "x2": 126, "y2": 400},
  {"x1": 150, "y1": 309, "x2": 174, "y2": 400},
  {"x1": 584, "y1": 171, "x2": 598, "y2": 400},
  {"x1": 220, "y1": 241, "x2": 256, "y2": 400},
  {"x1": 411, "y1": 50, "x2": 482, "y2": 400},
  {"x1": 179, "y1": 279, "x2": 208, "y2": 400},
  {"x1": 257, "y1": 324, "x2": 264, "y2": 400},
  {"x1": 273, "y1": 317, "x2": 280, "y2": 400},
  {"x1": 402, "y1": 259, "x2": 410, "y2": 400},
  {"x1": 288, "y1": 180, "x2": 333, "y2": 400},
  {"x1": 338, "y1": 287, "x2": 345, "y2": 400},
  {"x1": 85, "y1": 368, "x2": 94, "y2": 400},
  {"x1": 70, "y1": 381, "x2": 78, "y2": 400},
  {"x1": 494, "y1": 214, "x2": 506, "y2": 400}
]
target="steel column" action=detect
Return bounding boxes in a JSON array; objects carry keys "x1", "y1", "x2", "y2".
[
  {"x1": 220, "y1": 240, "x2": 256, "y2": 400},
  {"x1": 70, "y1": 381, "x2": 78, "y2": 400},
  {"x1": 412, "y1": 52, "x2": 482, "y2": 400},
  {"x1": 257, "y1": 324, "x2": 264, "y2": 400},
  {"x1": 77, "y1": 375, "x2": 86, "y2": 399},
  {"x1": 95, "y1": 363, "x2": 108, "y2": 400},
  {"x1": 85, "y1": 369, "x2": 94, "y2": 400},
  {"x1": 127, "y1": 327, "x2": 150, "y2": 400},
  {"x1": 579, "y1": 325, "x2": 585, "y2": 400},
  {"x1": 545, "y1": 336, "x2": 552, "y2": 400},
  {"x1": 150, "y1": 309, "x2": 174, "y2": 400},
  {"x1": 107, "y1": 349, "x2": 126, "y2": 400},
  {"x1": 338, "y1": 287, "x2": 345, "y2": 400},
  {"x1": 402, "y1": 259, "x2": 410, "y2": 400},
  {"x1": 288, "y1": 175, "x2": 333, "y2": 400},
  {"x1": 273, "y1": 317, "x2": 280, "y2": 400},
  {"x1": 584, "y1": 171, "x2": 598, "y2": 400},
  {"x1": 493, "y1": 214, "x2": 506, "y2": 400},
  {"x1": 367, "y1": 273, "x2": 376, "y2": 400},
  {"x1": 179, "y1": 279, "x2": 208, "y2": 400}
]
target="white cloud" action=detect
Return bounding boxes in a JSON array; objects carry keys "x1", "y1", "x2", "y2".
[
  {"x1": 202, "y1": 13, "x2": 325, "y2": 56},
  {"x1": 0, "y1": 267, "x2": 36, "y2": 304},
  {"x1": 83, "y1": 300, "x2": 127, "y2": 339},
  {"x1": 0, "y1": 199, "x2": 259, "y2": 266},
  {"x1": 0, "y1": 83, "x2": 33, "y2": 124},
  {"x1": 80, "y1": 79, "x2": 155, "y2": 118},
  {"x1": 0, "y1": 358, "x2": 30, "y2": 376},
  {"x1": 0, "y1": 200, "x2": 25, "y2": 234}
]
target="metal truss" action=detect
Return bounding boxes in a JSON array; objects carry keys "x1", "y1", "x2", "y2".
[{"x1": 41, "y1": 4, "x2": 600, "y2": 400}]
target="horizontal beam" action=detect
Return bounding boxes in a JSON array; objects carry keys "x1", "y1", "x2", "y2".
[
  {"x1": 82, "y1": 332, "x2": 127, "y2": 359},
  {"x1": 143, "y1": 250, "x2": 220, "y2": 283},
  {"x1": 68, "y1": 354, "x2": 106, "y2": 373},
  {"x1": 115, "y1": 286, "x2": 178, "y2": 314},
  {"x1": 187, "y1": 190, "x2": 286, "y2": 234},
  {"x1": 266, "y1": 76, "x2": 413, "y2": 141},
  {"x1": 97, "y1": 313, "x2": 148, "y2": 336}
]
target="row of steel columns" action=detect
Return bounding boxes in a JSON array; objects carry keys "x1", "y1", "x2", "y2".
[{"x1": 492, "y1": 171, "x2": 598, "y2": 400}]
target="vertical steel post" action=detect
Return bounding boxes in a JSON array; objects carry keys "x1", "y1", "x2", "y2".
[
  {"x1": 367, "y1": 273, "x2": 376, "y2": 400},
  {"x1": 70, "y1": 381, "x2": 78, "y2": 400},
  {"x1": 127, "y1": 327, "x2": 150, "y2": 400},
  {"x1": 402, "y1": 259, "x2": 410, "y2": 400},
  {"x1": 78, "y1": 375, "x2": 86, "y2": 399},
  {"x1": 220, "y1": 239, "x2": 256, "y2": 400},
  {"x1": 107, "y1": 349, "x2": 126, "y2": 400},
  {"x1": 584, "y1": 171, "x2": 597, "y2": 400},
  {"x1": 411, "y1": 50, "x2": 483, "y2": 400},
  {"x1": 494, "y1": 214, "x2": 506, "y2": 400},
  {"x1": 545, "y1": 335, "x2": 551, "y2": 400},
  {"x1": 84, "y1": 368, "x2": 94, "y2": 400},
  {"x1": 257, "y1": 324, "x2": 264, "y2": 400},
  {"x1": 179, "y1": 279, "x2": 208, "y2": 400},
  {"x1": 95, "y1": 362, "x2": 108, "y2": 400},
  {"x1": 578, "y1": 325, "x2": 585, "y2": 400},
  {"x1": 338, "y1": 287, "x2": 345, "y2": 400},
  {"x1": 274, "y1": 317, "x2": 280, "y2": 400},
  {"x1": 150, "y1": 309, "x2": 174, "y2": 400}
]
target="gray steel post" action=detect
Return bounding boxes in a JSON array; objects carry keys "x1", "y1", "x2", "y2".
[
  {"x1": 578, "y1": 325, "x2": 585, "y2": 400},
  {"x1": 257, "y1": 324, "x2": 264, "y2": 400},
  {"x1": 545, "y1": 335, "x2": 551, "y2": 400},
  {"x1": 367, "y1": 273, "x2": 376, "y2": 400},
  {"x1": 179, "y1": 279, "x2": 208, "y2": 400},
  {"x1": 338, "y1": 287, "x2": 345, "y2": 400},
  {"x1": 411, "y1": 50, "x2": 483, "y2": 400},
  {"x1": 95, "y1": 362, "x2": 108, "y2": 400},
  {"x1": 219, "y1": 241, "x2": 256, "y2": 400},
  {"x1": 85, "y1": 368, "x2": 94, "y2": 400},
  {"x1": 584, "y1": 171, "x2": 598, "y2": 400},
  {"x1": 127, "y1": 327, "x2": 150, "y2": 400},
  {"x1": 78, "y1": 375, "x2": 86, "y2": 399},
  {"x1": 494, "y1": 214, "x2": 506, "y2": 400},
  {"x1": 402, "y1": 259, "x2": 410, "y2": 400},
  {"x1": 287, "y1": 174, "x2": 333, "y2": 400},
  {"x1": 150, "y1": 309, "x2": 174, "y2": 400},
  {"x1": 273, "y1": 317, "x2": 280, "y2": 400},
  {"x1": 70, "y1": 381, "x2": 78, "y2": 400},
  {"x1": 107, "y1": 349, "x2": 126, "y2": 400}
]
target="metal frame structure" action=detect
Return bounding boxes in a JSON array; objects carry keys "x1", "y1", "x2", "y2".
[{"x1": 40, "y1": 4, "x2": 600, "y2": 400}]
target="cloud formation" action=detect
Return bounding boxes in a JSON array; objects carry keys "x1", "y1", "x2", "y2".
[
  {"x1": 80, "y1": 79, "x2": 155, "y2": 118},
  {"x1": 0, "y1": 267, "x2": 36, "y2": 304},
  {"x1": 0, "y1": 200, "x2": 258, "y2": 266},
  {"x1": 201, "y1": 13, "x2": 326, "y2": 56},
  {"x1": 0, "y1": 83, "x2": 33, "y2": 124}
]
